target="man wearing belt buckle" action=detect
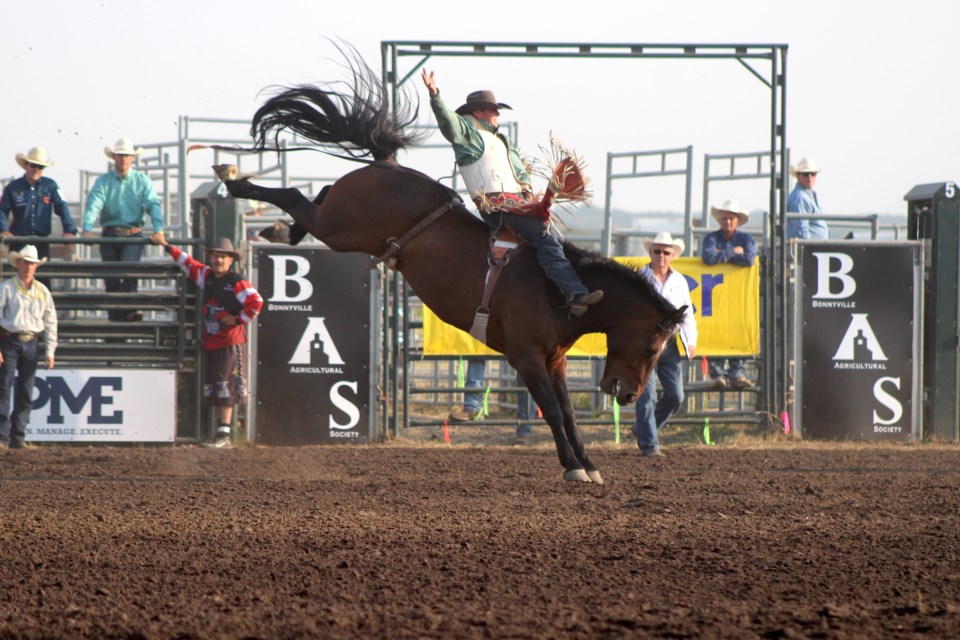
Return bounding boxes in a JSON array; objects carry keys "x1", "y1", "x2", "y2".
[
  {"x1": 0, "y1": 147, "x2": 78, "y2": 265},
  {"x1": 420, "y1": 70, "x2": 603, "y2": 318},
  {"x1": 81, "y1": 138, "x2": 165, "y2": 322},
  {"x1": 632, "y1": 232, "x2": 697, "y2": 458},
  {"x1": 0, "y1": 245, "x2": 57, "y2": 449}
]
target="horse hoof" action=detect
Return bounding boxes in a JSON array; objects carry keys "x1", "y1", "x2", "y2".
[
  {"x1": 258, "y1": 221, "x2": 291, "y2": 244},
  {"x1": 213, "y1": 164, "x2": 238, "y2": 182},
  {"x1": 563, "y1": 469, "x2": 592, "y2": 483},
  {"x1": 586, "y1": 470, "x2": 604, "y2": 485}
]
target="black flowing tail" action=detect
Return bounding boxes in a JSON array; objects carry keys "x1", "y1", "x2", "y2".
[{"x1": 249, "y1": 45, "x2": 427, "y2": 163}]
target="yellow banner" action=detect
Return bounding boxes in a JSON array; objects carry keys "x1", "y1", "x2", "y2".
[{"x1": 423, "y1": 257, "x2": 760, "y2": 357}]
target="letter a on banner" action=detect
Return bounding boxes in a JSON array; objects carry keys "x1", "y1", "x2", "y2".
[
  {"x1": 833, "y1": 313, "x2": 888, "y2": 361},
  {"x1": 289, "y1": 318, "x2": 346, "y2": 365}
]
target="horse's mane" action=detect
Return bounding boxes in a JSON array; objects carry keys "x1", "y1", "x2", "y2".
[
  {"x1": 563, "y1": 243, "x2": 679, "y2": 316},
  {"x1": 249, "y1": 42, "x2": 428, "y2": 163}
]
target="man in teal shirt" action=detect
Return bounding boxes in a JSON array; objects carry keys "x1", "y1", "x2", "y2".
[{"x1": 82, "y1": 138, "x2": 165, "y2": 322}]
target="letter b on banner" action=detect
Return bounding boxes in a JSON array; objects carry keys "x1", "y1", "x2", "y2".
[
  {"x1": 813, "y1": 252, "x2": 857, "y2": 299},
  {"x1": 268, "y1": 255, "x2": 313, "y2": 302}
]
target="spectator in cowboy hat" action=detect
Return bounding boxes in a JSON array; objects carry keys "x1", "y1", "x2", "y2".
[
  {"x1": 150, "y1": 234, "x2": 263, "y2": 448},
  {"x1": 632, "y1": 232, "x2": 697, "y2": 458},
  {"x1": 0, "y1": 147, "x2": 78, "y2": 266},
  {"x1": 81, "y1": 137, "x2": 165, "y2": 322},
  {"x1": 787, "y1": 156, "x2": 828, "y2": 239},
  {"x1": 0, "y1": 245, "x2": 58, "y2": 449},
  {"x1": 701, "y1": 199, "x2": 757, "y2": 389}
]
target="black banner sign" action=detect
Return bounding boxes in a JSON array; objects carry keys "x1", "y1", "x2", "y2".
[
  {"x1": 252, "y1": 246, "x2": 373, "y2": 445},
  {"x1": 797, "y1": 242, "x2": 921, "y2": 441}
]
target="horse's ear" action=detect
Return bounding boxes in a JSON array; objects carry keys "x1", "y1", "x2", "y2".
[
  {"x1": 658, "y1": 305, "x2": 686, "y2": 332},
  {"x1": 670, "y1": 304, "x2": 688, "y2": 328}
]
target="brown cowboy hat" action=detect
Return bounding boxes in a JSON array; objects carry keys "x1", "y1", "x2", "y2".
[
  {"x1": 455, "y1": 90, "x2": 513, "y2": 116},
  {"x1": 203, "y1": 237, "x2": 241, "y2": 260}
]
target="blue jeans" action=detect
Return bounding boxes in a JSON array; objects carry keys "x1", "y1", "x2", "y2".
[
  {"x1": 0, "y1": 337, "x2": 39, "y2": 447},
  {"x1": 709, "y1": 358, "x2": 745, "y2": 380},
  {"x1": 515, "y1": 373, "x2": 535, "y2": 437},
  {"x1": 492, "y1": 212, "x2": 588, "y2": 302},
  {"x1": 100, "y1": 230, "x2": 145, "y2": 321},
  {"x1": 464, "y1": 361, "x2": 536, "y2": 437},
  {"x1": 462, "y1": 359, "x2": 487, "y2": 413},
  {"x1": 633, "y1": 341, "x2": 684, "y2": 454}
]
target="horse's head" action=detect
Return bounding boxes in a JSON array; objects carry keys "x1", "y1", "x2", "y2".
[
  {"x1": 599, "y1": 304, "x2": 687, "y2": 405},
  {"x1": 563, "y1": 246, "x2": 692, "y2": 405}
]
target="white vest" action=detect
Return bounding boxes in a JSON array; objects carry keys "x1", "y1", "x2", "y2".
[{"x1": 459, "y1": 128, "x2": 524, "y2": 198}]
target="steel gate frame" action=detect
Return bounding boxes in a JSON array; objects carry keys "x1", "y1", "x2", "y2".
[{"x1": 380, "y1": 40, "x2": 790, "y2": 434}]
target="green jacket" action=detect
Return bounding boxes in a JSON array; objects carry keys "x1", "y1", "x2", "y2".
[{"x1": 429, "y1": 93, "x2": 531, "y2": 186}]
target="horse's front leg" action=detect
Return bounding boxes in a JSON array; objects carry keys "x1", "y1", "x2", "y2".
[
  {"x1": 516, "y1": 358, "x2": 591, "y2": 483},
  {"x1": 549, "y1": 367, "x2": 602, "y2": 485}
]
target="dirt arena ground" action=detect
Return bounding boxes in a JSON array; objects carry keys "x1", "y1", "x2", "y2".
[{"x1": 1, "y1": 436, "x2": 958, "y2": 639}]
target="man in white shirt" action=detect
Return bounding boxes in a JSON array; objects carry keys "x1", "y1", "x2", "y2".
[
  {"x1": 0, "y1": 245, "x2": 58, "y2": 449},
  {"x1": 633, "y1": 232, "x2": 697, "y2": 457}
]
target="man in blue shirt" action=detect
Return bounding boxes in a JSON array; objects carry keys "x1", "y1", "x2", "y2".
[
  {"x1": 701, "y1": 199, "x2": 757, "y2": 388},
  {"x1": 786, "y1": 157, "x2": 828, "y2": 239},
  {"x1": 82, "y1": 138, "x2": 165, "y2": 322},
  {"x1": 0, "y1": 147, "x2": 78, "y2": 262}
]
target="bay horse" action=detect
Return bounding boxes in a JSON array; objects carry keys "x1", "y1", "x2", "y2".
[{"x1": 213, "y1": 56, "x2": 685, "y2": 483}]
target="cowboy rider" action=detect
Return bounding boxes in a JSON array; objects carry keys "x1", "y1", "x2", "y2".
[{"x1": 421, "y1": 69, "x2": 603, "y2": 317}]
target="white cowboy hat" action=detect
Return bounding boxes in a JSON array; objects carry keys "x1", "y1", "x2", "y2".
[
  {"x1": 9, "y1": 245, "x2": 48, "y2": 267},
  {"x1": 103, "y1": 137, "x2": 144, "y2": 159},
  {"x1": 15, "y1": 147, "x2": 54, "y2": 170},
  {"x1": 789, "y1": 156, "x2": 821, "y2": 177},
  {"x1": 710, "y1": 199, "x2": 751, "y2": 224},
  {"x1": 643, "y1": 231, "x2": 685, "y2": 257}
]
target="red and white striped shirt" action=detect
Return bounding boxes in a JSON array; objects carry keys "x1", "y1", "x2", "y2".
[{"x1": 166, "y1": 245, "x2": 263, "y2": 350}]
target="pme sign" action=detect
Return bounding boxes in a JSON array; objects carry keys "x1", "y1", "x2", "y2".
[
  {"x1": 795, "y1": 242, "x2": 923, "y2": 440},
  {"x1": 25, "y1": 370, "x2": 176, "y2": 442}
]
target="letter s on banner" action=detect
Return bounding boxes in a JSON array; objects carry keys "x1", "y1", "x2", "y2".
[
  {"x1": 329, "y1": 381, "x2": 360, "y2": 430},
  {"x1": 268, "y1": 255, "x2": 313, "y2": 302},
  {"x1": 872, "y1": 376, "x2": 903, "y2": 425}
]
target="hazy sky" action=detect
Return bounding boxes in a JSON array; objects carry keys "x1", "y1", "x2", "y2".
[{"x1": 4, "y1": 0, "x2": 957, "y2": 224}]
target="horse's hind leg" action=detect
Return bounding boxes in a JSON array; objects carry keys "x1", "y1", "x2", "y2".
[
  {"x1": 293, "y1": 185, "x2": 331, "y2": 242},
  {"x1": 220, "y1": 177, "x2": 319, "y2": 240},
  {"x1": 261, "y1": 185, "x2": 330, "y2": 245}
]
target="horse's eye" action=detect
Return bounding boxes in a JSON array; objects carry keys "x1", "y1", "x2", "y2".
[{"x1": 644, "y1": 346, "x2": 658, "y2": 358}]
